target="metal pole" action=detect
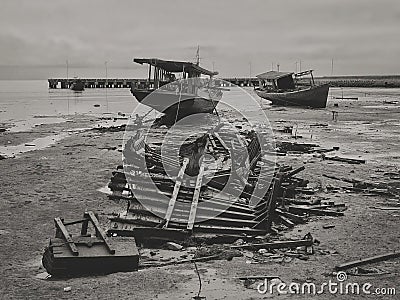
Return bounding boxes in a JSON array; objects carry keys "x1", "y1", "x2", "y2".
[
  {"x1": 105, "y1": 61, "x2": 108, "y2": 83},
  {"x1": 66, "y1": 60, "x2": 69, "y2": 80}
]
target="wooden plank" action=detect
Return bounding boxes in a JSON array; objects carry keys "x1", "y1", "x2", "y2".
[
  {"x1": 275, "y1": 209, "x2": 306, "y2": 224},
  {"x1": 85, "y1": 211, "x2": 115, "y2": 255},
  {"x1": 187, "y1": 140, "x2": 208, "y2": 230},
  {"x1": 208, "y1": 135, "x2": 217, "y2": 149},
  {"x1": 335, "y1": 251, "x2": 400, "y2": 271},
  {"x1": 275, "y1": 214, "x2": 295, "y2": 227},
  {"x1": 164, "y1": 158, "x2": 189, "y2": 227},
  {"x1": 213, "y1": 132, "x2": 229, "y2": 150},
  {"x1": 54, "y1": 217, "x2": 79, "y2": 256},
  {"x1": 323, "y1": 155, "x2": 366, "y2": 164},
  {"x1": 282, "y1": 166, "x2": 305, "y2": 178},
  {"x1": 230, "y1": 238, "x2": 313, "y2": 250},
  {"x1": 288, "y1": 206, "x2": 344, "y2": 217},
  {"x1": 235, "y1": 133, "x2": 250, "y2": 169}
]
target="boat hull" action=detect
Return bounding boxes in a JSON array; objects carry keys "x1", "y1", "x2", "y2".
[
  {"x1": 131, "y1": 88, "x2": 219, "y2": 118},
  {"x1": 70, "y1": 82, "x2": 85, "y2": 91},
  {"x1": 256, "y1": 84, "x2": 329, "y2": 108}
]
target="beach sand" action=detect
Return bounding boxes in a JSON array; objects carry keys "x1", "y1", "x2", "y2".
[{"x1": 0, "y1": 90, "x2": 399, "y2": 299}]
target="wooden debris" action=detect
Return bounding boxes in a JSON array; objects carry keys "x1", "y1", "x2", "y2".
[
  {"x1": 323, "y1": 155, "x2": 365, "y2": 164},
  {"x1": 42, "y1": 211, "x2": 139, "y2": 276},
  {"x1": 323, "y1": 224, "x2": 336, "y2": 229},
  {"x1": 335, "y1": 251, "x2": 400, "y2": 271},
  {"x1": 288, "y1": 206, "x2": 344, "y2": 217},
  {"x1": 230, "y1": 237, "x2": 313, "y2": 250}
]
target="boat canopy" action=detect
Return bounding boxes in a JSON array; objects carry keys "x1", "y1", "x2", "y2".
[
  {"x1": 295, "y1": 70, "x2": 314, "y2": 78},
  {"x1": 256, "y1": 71, "x2": 294, "y2": 80},
  {"x1": 134, "y1": 58, "x2": 218, "y2": 76}
]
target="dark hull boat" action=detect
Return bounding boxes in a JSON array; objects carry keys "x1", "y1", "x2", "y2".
[
  {"x1": 132, "y1": 88, "x2": 220, "y2": 118},
  {"x1": 256, "y1": 84, "x2": 329, "y2": 108},
  {"x1": 255, "y1": 70, "x2": 329, "y2": 108},
  {"x1": 130, "y1": 58, "x2": 221, "y2": 121},
  {"x1": 70, "y1": 79, "x2": 85, "y2": 91}
]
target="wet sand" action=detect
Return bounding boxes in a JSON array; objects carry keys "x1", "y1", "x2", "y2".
[{"x1": 0, "y1": 90, "x2": 399, "y2": 299}]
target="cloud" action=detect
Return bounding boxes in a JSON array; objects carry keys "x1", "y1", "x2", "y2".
[{"x1": 0, "y1": 0, "x2": 399, "y2": 78}]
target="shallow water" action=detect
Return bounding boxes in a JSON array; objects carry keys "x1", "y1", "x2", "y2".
[
  {"x1": 0, "y1": 133, "x2": 68, "y2": 157},
  {"x1": 0, "y1": 80, "x2": 137, "y2": 131},
  {"x1": 1, "y1": 81, "x2": 399, "y2": 166}
]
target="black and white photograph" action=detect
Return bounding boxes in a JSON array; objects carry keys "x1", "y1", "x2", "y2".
[{"x1": 0, "y1": 1, "x2": 399, "y2": 299}]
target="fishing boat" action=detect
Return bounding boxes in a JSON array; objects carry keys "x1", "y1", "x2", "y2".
[
  {"x1": 70, "y1": 77, "x2": 85, "y2": 91},
  {"x1": 130, "y1": 58, "x2": 222, "y2": 120},
  {"x1": 255, "y1": 70, "x2": 329, "y2": 108}
]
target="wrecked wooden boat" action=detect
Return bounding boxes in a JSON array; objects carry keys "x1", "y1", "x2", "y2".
[
  {"x1": 255, "y1": 70, "x2": 329, "y2": 108},
  {"x1": 42, "y1": 211, "x2": 139, "y2": 276},
  {"x1": 130, "y1": 58, "x2": 222, "y2": 121},
  {"x1": 106, "y1": 122, "x2": 294, "y2": 242}
]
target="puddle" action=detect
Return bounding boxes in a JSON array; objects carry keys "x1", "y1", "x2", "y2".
[{"x1": 0, "y1": 133, "x2": 68, "y2": 157}]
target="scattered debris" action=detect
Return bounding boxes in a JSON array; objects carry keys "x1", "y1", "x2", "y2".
[
  {"x1": 347, "y1": 267, "x2": 390, "y2": 276},
  {"x1": 370, "y1": 206, "x2": 400, "y2": 211},
  {"x1": 92, "y1": 124, "x2": 126, "y2": 132},
  {"x1": 230, "y1": 234, "x2": 313, "y2": 251},
  {"x1": 323, "y1": 174, "x2": 399, "y2": 197},
  {"x1": 323, "y1": 224, "x2": 336, "y2": 229},
  {"x1": 165, "y1": 242, "x2": 184, "y2": 251}
]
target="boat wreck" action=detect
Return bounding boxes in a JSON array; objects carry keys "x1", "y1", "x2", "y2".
[
  {"x1": 106, "y1": 122, "x2": 317, "y2": 243},
  {"x1": 255, "y1": 70, "x2": 329, "y2": 108},
  {"x1": 130, "y1": 58, "x2": 222, "y2": 122}
]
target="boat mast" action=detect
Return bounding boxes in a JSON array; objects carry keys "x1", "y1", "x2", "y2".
[
  {"x1": 310, "y1": 71, "x2": 315, "y2": 86},
  {"x1": 195, "y1": 45, "x2": 200, "y2": 66}
]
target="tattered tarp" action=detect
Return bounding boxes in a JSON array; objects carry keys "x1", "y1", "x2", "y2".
[
  {"x1": 133, "y1": 58, "x2": 218, "y2": 76},
  {"x1": 256, "y1": 71, "x2": 294, "y2": 80}
]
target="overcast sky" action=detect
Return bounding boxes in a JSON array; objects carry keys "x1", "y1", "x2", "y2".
[{"x1": 1, "y1": 0, "x2": 399, "y2": 79}]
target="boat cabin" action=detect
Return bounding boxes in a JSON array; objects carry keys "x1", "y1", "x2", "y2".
[
  {"x1": 256, "y1": 71, "x2": 295, "y2": 91},
  {"x1": 133, "y1": 58, "x2": 218, "y2": 90},
  {"x1": 256, "y1": 70, "x2": 315, "y2": 91}
]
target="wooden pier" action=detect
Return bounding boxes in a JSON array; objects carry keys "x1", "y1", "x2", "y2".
[{"x1": 48, "y1": 77, "x2": 260, "y2": 89}]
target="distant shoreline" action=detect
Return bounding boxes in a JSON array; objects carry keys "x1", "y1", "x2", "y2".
[
  {"x1": 2, "y1": 75, "x2": 400, "y2": 88},
  {"x1": 313, "y1": 75, "x2": 400, "y2": 88}
]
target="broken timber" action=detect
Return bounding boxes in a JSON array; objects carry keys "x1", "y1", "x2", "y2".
[
  {"x1": 164, "y1": 158, "x2": 189, "y2": 227},
  {"x1": 335, "y1": 251, "x2": 400, "y2": 271},
  {"x1": 230, "y1": 237, "x2": 313, "y2": 250},
  {"x1": 323, "y1": 155, "x2": 366, "y2": 164},
  {"x1": 107, "y1": 125, "x2": 326, "y2": 241}
]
